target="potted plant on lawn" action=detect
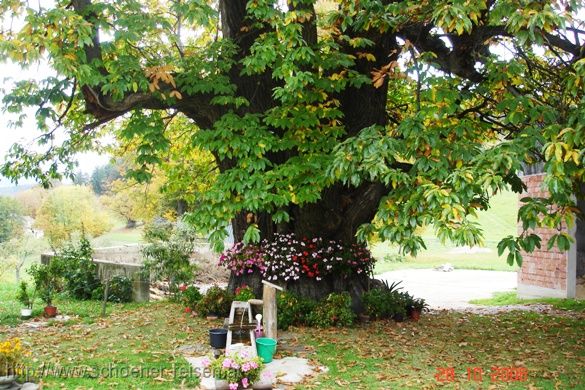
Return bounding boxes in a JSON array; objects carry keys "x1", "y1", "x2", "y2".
[
  {"x1": 29, "y1": 261, "x2": 62, "y2": 318},
  {"x1": 407, "y1": 298, "x2": 428, "y2": 321},
  {"x1": 196, "y1": 285, "x2": 233, "y2": 320},
  {"x1": 181, "y1": 285, "x2": 202, "y2": 315},
  {"x1": 15, "y1": 281, "x2": 34, "y2": 320},
  {"x1": 392, "y1": 304, "x2": 407, "y2": 322}
]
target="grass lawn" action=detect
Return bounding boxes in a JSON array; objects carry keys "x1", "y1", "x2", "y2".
[
  {"x1": 90, "y1": 223, "x2": 144, "y2": 247},
  {"x1": 373, "y1": 190, "x2": 520, "y2": 273},
  {"x1": 470, "y1": 291, "x2": 585, "y2": 311},
  {"x1": 2, "y1": 281, "x2": 584, "y2": 389},
  {"x1": 0, "y1": 281, "x2": 199, "y2": 389},
  {"x1": 298, "y1": 312, "x2": 584, "y2": 389}
]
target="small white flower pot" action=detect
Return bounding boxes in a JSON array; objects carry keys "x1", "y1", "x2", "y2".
[
  {"x1": 0, "y1": 375, "x2": 17, "y2": 390},
  {"x1": 21, "y1": 308, "x2": 32, "y2": 319}
]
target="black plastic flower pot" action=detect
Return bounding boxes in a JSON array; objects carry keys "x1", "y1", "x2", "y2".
[{"x1": 209, "y1": 328, "x2": 228, "y2": 349}]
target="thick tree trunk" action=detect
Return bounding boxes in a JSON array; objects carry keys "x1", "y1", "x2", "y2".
[{"x1": 217, "y1": 0, "x2": 397, "y2": 309}]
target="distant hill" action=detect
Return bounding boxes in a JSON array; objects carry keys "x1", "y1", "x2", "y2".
[{"x1": 0, "y1": 183, "x2": 35, "y2": 197}]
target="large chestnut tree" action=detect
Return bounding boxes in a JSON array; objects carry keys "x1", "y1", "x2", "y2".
[{"x1": 1, "y1": 0, "x2": 584, "y2": 271}]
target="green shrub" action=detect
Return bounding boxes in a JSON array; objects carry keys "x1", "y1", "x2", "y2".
[
  {"x1": 234, "y1": 285, "x2": 255, "y2": 302},
  {"x1": 276, "y1": 291, "x2": 317, "y2": 330},
  {"x1": 57, "y1": 235, "x2": 102, "y2": 300},
  {"x1": 107, "y1": 275, "x2": 133, "y2": 303},
  {"x1": 142, "y1": 221, "x2": 198, "y2": 298},
  {"x1": 391, "y1": 292, "x2": 408, "y2": 321},
  {"x1": 181, "y1": 285, "x2": 203, "y2": 310},
  {"x1": 196, "y1": 285, "x2": 233, "y2": 317},
  {"x1": 28, "y1": 259, "x2": 64, "y2": 307},
  {"x1": 363, "y1": 288, "x2": 392, "y2": 319},
  {"x1": 307, "y1": 292, "x2": 355, "y2": 327},
  {"x1": 363, "y1": 281, "x2": 420, "y2": 321},
  {"x1": 16, "y1": 281, "x2": 33, "y2": 309}
]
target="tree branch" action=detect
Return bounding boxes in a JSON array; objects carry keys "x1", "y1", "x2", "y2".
[{"x1": 543, "y1": 31, "x2": 585, "y2": 59}]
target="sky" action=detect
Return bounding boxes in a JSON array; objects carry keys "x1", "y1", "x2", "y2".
[
  {"x1": 0, "y1": 58, "x2": 110, "y2": 187},
  {"x1": 0, "y1": 0, "x2": 108, "y2": 187}
]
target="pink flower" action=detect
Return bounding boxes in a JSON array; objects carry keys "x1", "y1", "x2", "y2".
[
  {"x1": 241, "y1": 377, "x2": 249, "y2": 388},
  {"x1": 201, "y1": 357, "x2": 210, "y2": 367},
  {"x1": 229, "y1": 383, "x2": 238, "y2": 390},
  {"x1": 231, "y1": 361, "x2": 240, "y2": 369},
  {"x1": 222, "y1": 358, "x2": 233, "y2": 368}
]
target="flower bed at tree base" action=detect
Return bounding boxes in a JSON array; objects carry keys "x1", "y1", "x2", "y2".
[
  {"x1": 221, "y1": 233, "x2": 376, "y2": 312},
  {"x1": 228, "y1": 271, "x2": 370, "y2": 312}
]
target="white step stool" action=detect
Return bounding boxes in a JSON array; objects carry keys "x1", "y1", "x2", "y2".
[{"x1": 225, "y1": 301, "x2": 257, "y2": 356}]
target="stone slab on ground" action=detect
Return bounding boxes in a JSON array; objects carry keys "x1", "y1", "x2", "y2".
[
  {"x1": 264, "y1": 357, "x2": 321, "y2": 384},
  {"x1": 187, "y1": 355, "x2": 324, "y2": 390},
  {"x1": 20, "y1": 315, "x2": 73, "y2": 331}
]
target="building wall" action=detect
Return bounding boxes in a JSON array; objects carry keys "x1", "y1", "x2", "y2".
[{"x1": 517, "y1": 173, "x2": 570, "y2": 298}]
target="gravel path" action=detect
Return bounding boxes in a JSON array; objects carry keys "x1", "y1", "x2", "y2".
[{"x1": 376, "y1": 268, "x2": 517, "y2": 310}]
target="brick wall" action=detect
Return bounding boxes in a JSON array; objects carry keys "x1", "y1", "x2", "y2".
[{"x1": 517, "y1": 174, "x2": 568, "y2": 294}]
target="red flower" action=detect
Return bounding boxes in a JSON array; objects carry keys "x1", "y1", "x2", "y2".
[
  {"x1": 303, "y1": 251, "x2": 308, "y2": 256},
  {"x1": 179, "y1": 284, "x2": 187, "y2": 292},
  {"x1": 184, "y1": 307, "x2": 192, "y2": 313}
]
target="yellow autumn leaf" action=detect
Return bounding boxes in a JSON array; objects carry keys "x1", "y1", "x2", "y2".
[{"x1": 169, "y1": 90, "x2": 182, "y2": 100}]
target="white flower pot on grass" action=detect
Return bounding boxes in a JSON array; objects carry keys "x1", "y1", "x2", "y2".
[{"x1": 0, "y1": 375, "x2": 17, "y2": 390}]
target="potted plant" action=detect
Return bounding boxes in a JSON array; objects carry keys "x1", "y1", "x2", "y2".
[
  {"x1": 391, "y1": 291, "x2": 409, "y2": 322},
  {"x1": 408, "y1": 298, "x2": 428, "y2": 321},
  {"x1": 392, "y1": 305, "x2": 407, "y2": 322},
  {"x1": 15, "y1": 281, "x2": 34, "y2": 320},
  {"x1": 204, "y1": 349, "x2": 264, "y2": 389},
  {"x1": 0, "y1": 338, "x2": 23, "y2": 389},
  {"x1": 181, "y1": 285, "x2": 202, "y2": 315},
  {"x1": 196, "y1": 285, "x2": 233, "y2": 320},
  {"x1": 29, "y1": 261, "x2": 62, "y2": 318}
]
